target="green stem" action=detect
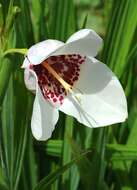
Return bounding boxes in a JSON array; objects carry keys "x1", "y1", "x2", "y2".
[{"x1": 3, "y1": 48, "x2": 28, "y2": 57}]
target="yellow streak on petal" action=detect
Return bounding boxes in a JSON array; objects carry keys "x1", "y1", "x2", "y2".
[{"x1": 42, "y1": 61, "x2": 72, "y2": 92}]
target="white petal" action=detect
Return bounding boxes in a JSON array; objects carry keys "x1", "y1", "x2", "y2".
[
  {"x1": 59, "y1": 57, "x2": 127, "y2": 127},
  {"x1": 22, "y1": 29, "x2": 102, "y2": 68},
  {"x1": 22, "y1": 40, "x2": 64, "y2": 68},
  {"x1": 52, "y1": 29, "x2": 103, "y2": 57},
  {"x1": 31, "y1": 85, "x2": 59, "y2": 141},
  {"x1": 24, "y1": 68, "x2": 37, "y2": 92}
]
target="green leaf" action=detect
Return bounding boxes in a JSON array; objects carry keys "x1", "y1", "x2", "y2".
[
  {"x1": 103, "y1": 0, "x2": 137, "y2": 77},
  {"x1": 5, "y1": 1, "x2": 20, "y2": 37},
  {"x1": 38, "y1": 140, "x2": 63, "y2": 157},
  {"x1": 49, "y1": 0, "x2": 76, "y2": 40},
  {"x1": 62, "y1": 116, "x2": 74, "y2": 189},
  {"x1": 33, "y1": 150, "x2": 91, "y2": 190},
  {"x1": 0, "y1": 58, "x2": 13, "y2": 106},
  {"x1": 81, "y1": 14, "x2": 88, "y2": 29},
  {"x1": 30, "y1": 0, "x2": 48, "y2": 42},
  {"x1": 0, "y1": 167, "x2": 8, "y2": 190},
  {"x1": 67, "y1": 133, "x2": 102, "y2": 190}
]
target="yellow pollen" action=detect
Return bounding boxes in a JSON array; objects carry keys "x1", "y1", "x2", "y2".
[{"x1": 42, "y1": 61, "x2": 72, "y2": 92}]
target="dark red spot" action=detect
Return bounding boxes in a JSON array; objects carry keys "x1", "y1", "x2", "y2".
[
  {"x1": 73, "y1": 76, "x2": 78, "y2": 81},
  {"x1": 53, "y1": 98, "x2": 57, "y2": 102},
  {"x1": 50, "y1": 93, "x2": 54, "y2": 98},
  {"x1": 59, "y1": 96, "x2": 64, "y2": 101}
]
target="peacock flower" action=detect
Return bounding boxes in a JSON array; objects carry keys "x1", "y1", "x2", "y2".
[{"x1": 22, "y1": 29, "x2": 128, "y2": 141}]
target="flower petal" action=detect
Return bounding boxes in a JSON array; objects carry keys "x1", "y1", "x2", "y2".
[
  {"x1": 22, "y1": 40, "x2": 64, "y2": 68},
  {"x1": 22, "y1": 29, "x2": 102, "y2": 68},
  {"x1": 52, "y1": 29, "x2": 103, "y2": 58},
  {"x1": 31, "y1": 85, "x2": 59, "y2": 141},
  {"x1": 59, "y1": 57, "x2": 127, "y2": 127},
  {"x1": 24, "y1": 68, "x2": 59, "y2": 140},
  {"x1": 24, "y1": 68, "x2": 37, "y2": 92}
]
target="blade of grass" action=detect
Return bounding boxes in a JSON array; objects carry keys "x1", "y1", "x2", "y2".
[
  {"x1": 49, "y1": 0, "x2": 76, "y2": 40},
  {"x1": 62, "y1": 116, "x2": 74, "y2": 189},
  {"x1": 33, "y1": 150, "x2": 91, "y2": 190}
]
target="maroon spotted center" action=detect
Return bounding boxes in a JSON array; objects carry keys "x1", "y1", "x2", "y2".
[{"x1": 32, "y1": 54, "x2": 85, "y2": 106}]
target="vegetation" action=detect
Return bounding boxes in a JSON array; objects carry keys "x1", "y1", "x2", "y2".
[{"x1": 0, "y1": 0, "x2": 137, "y2": 189}]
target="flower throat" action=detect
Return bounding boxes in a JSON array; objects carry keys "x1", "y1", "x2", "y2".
[{"x1": 27, "y1": 54, "x2": 85, "y2": 106}]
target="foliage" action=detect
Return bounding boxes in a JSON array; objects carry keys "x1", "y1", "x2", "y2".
[{"x1": 0, "y1": 0, "x2": 137, "y2": 189}]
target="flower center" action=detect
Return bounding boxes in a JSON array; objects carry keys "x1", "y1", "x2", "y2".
[
  {"x1": 33, "y1": 54, "x2": 86, "y2": 107},
  {"x1": 42, "y1": 61, "x2": 72, "y2": 92}
]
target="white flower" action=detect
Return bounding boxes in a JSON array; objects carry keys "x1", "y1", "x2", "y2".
[{"x1": 22, "y1": 29, "x2": 128, "y2": 141}]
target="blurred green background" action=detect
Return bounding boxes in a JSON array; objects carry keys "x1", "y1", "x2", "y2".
[{"x1": 0, "y1": 0, "x2": 137, "y2": 189}]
